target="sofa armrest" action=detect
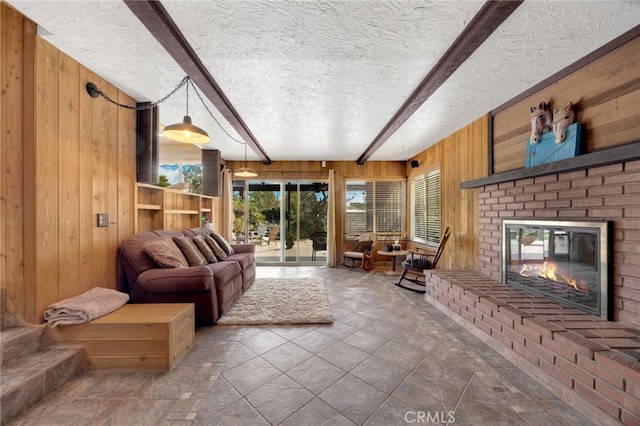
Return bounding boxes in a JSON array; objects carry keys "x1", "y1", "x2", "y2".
[
  {"x1": 136, "y1": 267, "x2": 213, "y2": 293},
  {"x1": 231, "y1": 244, "x2": 256, "y2": 254}
]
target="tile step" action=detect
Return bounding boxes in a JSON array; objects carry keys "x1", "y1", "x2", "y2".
[
  {"x1": 0, "y1": 345, "x2": 87, "y2": 425},
  {"x1": 1, "y1": 325, "x2": 48, "y2": 367}
]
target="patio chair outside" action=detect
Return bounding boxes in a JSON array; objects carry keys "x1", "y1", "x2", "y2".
[
  {"x1": 310, "y1": 231, "x2": 327, "y2": 261},
  {"x1": 264, "y1": 226, "x2": 280, "y2": 246}
]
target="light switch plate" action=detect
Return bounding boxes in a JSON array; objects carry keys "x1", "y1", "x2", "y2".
[{"x1": 97, "y1": 213, "x2": 109, "y2": 227}]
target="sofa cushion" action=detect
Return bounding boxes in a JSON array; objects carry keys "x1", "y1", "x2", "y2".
[
  {"x1": 206, "y1": 261, "x2": 241, "y2": 289},
  {"x1": 193, "y1": 235, "x2": 217, "y2": 263},
  {"x1": 204, "y1": 235, "x2": 228, "y2": 261},
  {"x1": 173, "y1": 236, "x2": 208, "y2": 267},
  {"x1": 144, "y1": 238, "x2": 189, "y2": 268},
  {"x1": 227, "y1": 252, "x2": 255, "y2": 271},
  {"x1": 211, "y1": 232, "x2": 235, "y2": 255}
]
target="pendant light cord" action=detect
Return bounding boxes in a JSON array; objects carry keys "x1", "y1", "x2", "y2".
[
  {"x1": 87, "y1": 76, "x2": 189, "y2": 111},
  {"x1": 88, "y1": 75, "x2": 248, "y2": 147},
  {"x1": 187, "y1": 79, "x2": 247, "y2": 146},
  {"x1": 185, "y1": 80, "x2": 190, "y2": 116}
]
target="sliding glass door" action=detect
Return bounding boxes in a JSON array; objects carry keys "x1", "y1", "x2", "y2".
[{"x1": 232, "y1": 179, "x2": 328, "y2": 265}]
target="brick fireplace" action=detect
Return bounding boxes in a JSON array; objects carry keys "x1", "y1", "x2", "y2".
[
  {"x1": 478, "y1": 160, "x2": 639, "y2": 327},
  {"x1": 423, "y1": 154, "x2": 640, "y2": 424}
]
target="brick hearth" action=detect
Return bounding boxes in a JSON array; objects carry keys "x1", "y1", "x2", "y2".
[{"x1": 424, "y1": 271, "x2": 640, "y2": 425}]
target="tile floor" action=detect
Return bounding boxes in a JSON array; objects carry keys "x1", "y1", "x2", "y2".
[{"x1": 9, "y1": 266, "x2": 597, "y2": 425}]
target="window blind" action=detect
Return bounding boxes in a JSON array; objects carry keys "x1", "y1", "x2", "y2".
[
  {"x1": 412, "y1": 169, "x2": 441, "y2": 244},
  {"x1": 345, "y1": 181, "x2": 405, "y2": 234}
]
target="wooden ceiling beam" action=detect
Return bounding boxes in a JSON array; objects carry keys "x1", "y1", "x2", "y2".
[
  {"x1": 356, "y1": 0, "x2": 523, "y2": 164},
  {"x1": 123, "y1": 0, "x2": 271, "y2": 164}
]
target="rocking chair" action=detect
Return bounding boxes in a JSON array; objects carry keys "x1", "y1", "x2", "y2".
[{"x1": 396, "y1": 227, "x2": 450, "y2": 293}]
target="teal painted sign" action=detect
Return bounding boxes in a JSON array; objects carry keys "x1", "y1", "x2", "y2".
[{"x1": 525, "y1": 122, "x2": 582, "y2": 168}]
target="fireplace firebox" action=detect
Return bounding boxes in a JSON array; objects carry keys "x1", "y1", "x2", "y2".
[{"x1": 502, "y1": 219, "x2": 611, "y2": 319}]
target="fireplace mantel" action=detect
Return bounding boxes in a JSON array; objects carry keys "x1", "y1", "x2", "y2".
[{"x1": 461, "y1": 140, "x2": 640, "y2": 189}]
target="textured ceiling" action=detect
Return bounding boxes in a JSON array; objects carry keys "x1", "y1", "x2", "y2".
[{"x1": 7, "y1": 0, "x2": 640, "y2": 162}]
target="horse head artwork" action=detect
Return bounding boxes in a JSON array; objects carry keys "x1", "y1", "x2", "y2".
[
  {"x1": 552, "y1": 102, "x2": 575, "y2": 144},
  {"x1": 529, "y1": 102, "x2": 553, "y2": 145}
]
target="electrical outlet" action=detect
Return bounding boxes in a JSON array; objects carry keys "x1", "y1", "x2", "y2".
[{"x1": 97, "y1": 213, "x2": 109, "y2": 227}]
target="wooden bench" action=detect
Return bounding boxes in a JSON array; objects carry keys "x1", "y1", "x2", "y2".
[{"x1": 49, "y1": 303, "x2": 194, "y2": 372}]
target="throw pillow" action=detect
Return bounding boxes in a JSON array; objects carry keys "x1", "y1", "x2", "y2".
[
  {"x1": 211, "y1": 232, "x2": 235, "y2": 255},
  {"x1": 353, "y1": 241, "x2": 373, "y2": 253},
  {"x1": 204, "y1": 235, "x2": 228, "y2": 261},
  {"x1": 173, "y1": 236, "x2": 208, "y2": 267},
  {"x1": 193, "y1": 235, "x2": 217, "y2": 263},
  {"x1": 144, "y1": 238, "x2": 188, "y2": 268}
]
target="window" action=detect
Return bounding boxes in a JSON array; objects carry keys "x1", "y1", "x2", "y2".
[
  {"x1": 412, "y1": 169, "x2": 441, "y2": 245},
  {"x1": 345, "y1": 181, "x2": 406, "y2": 234}
]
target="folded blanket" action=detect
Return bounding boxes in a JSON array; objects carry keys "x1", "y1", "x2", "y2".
[{"x1": 43, "y1": 287, "x2": 129, "y2": 327}]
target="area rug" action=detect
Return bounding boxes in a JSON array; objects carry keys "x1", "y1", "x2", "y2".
[{"x1": 216, "y1": 277, "x2": 333, "y2": 325}]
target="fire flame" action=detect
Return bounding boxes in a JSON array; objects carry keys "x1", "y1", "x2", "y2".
[{"x1": 519, "y1": 261, "x2": 587, "y2": 293}]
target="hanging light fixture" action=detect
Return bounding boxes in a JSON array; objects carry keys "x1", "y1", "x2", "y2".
[
  {"x1": 162, "y1": 81, "x2": 210, "y2": 144},
  {"x1": 234, "y1": 143, "x2": 258, "y2": 178},
  {"x1": 86, "y1": 76, "x2": 209, "y2": 144}
]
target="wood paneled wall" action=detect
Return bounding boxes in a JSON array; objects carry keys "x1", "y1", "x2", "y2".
[
  {"x1": 493, "y1": 35, "x2": 640, "y2": 173},
  {"x1": 223, "y1": 160, "x2": 407, "y2": 179},
  {"x1": 1, "y1": 4, "x2": 137, "y2": 323},
  {"x1": 406, "y1": 116, "x2": 489, "y2": 272}
]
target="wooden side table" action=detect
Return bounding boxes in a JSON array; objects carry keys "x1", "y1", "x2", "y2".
[{"x1": 377, "y1": 250, "x2": 409, "y2": 275}]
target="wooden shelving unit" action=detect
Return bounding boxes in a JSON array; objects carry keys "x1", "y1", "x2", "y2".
[{"x1": 135, "y1": 183, "x2": 216, "y2": 232}]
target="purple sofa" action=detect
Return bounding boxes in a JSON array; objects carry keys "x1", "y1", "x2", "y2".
[{"x1": 118, "y1": 228, "x2": 256, "y2": 326}]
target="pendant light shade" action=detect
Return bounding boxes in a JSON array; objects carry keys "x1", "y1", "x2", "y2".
[
  {"x1": 162, "y1": 115, "x2": 210, "y2": 144},
  {"x1": 234, "y1": 143, "x2": 258, "y2": 178},
  {"x1": 234, "y1": 166, "x2": 258, "y2": 178},
  {"x1": 162, "y1": 80, "x2": 210, "y2": 144}
]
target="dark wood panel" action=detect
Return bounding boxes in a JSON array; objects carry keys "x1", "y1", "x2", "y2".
[
  {"x1": 136, "y1": 105, "x2": 156, "y2": 183},
  {"x1": 202, "y1": 149, "x2": 221, "y2": 196}
]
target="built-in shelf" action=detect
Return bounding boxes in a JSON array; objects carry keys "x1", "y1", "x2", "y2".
[
  {"x1": 137, "y1": 204, "x2": 162, "y2": 211},
  {"x1": 165, "y1": 209, "x2": 199, "y2": 215},
  {"x1": 462, "y1": 140, "x2": 640, "y2": 189},
  {"x1": 135, "y1": 183, "x2": 215, "y2": 232}
]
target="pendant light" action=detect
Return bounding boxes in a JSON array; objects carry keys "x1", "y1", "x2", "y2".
[
  {"x1": 234, "y1": 143, "x2": 258, "y2": 177},
  {"x1": 162, "y1": 81, "x2": 210, "y2": 144}
]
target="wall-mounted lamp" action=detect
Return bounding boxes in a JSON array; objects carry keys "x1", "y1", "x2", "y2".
[
  {"x1": 321, "y1": 160, "x2": 327, "y2": 168},
  {"x1": 234, "y1": 143, "x2": 258, "y2": 178}
]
